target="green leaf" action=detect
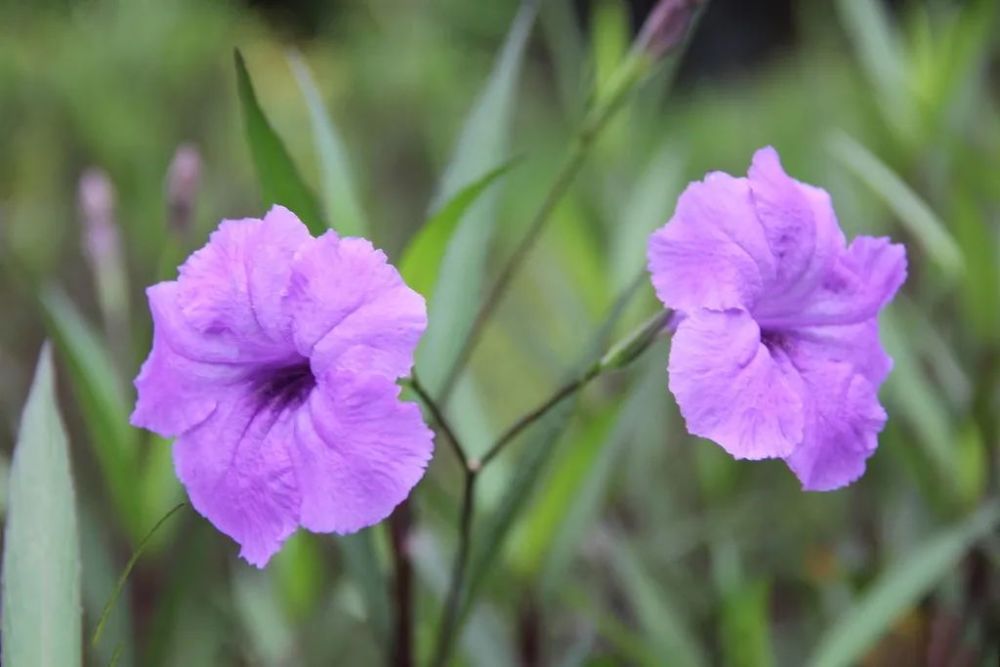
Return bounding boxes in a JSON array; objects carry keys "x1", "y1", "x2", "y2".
[
  {"x1": 39, "y1": 287, "x2": 140, "y2": 538},
  {"x1": 400, "y1": 160, "x2": 517, "y2": 298},
  {"x1": 466, "y1": 397, "x2": 578, "y2": 606},
  {"x1": 720, "y1": 579, "x2": 774, "y2": 667},
  {"x1": 2, "y1": 343, "x2": 81, "y2": 667},
  {"x1": 234, "y1": 49, "x2": 325, "y2": 235},
  {"x1": 808, "y1": 500, "x2": 1000, "y2": 667},
  {"x1": 833, "y1": 0, "x2": 916, "y2": 141},
  {"x1": 416, "y1": 1, "x2": 537, "y2": 393},
  {"x1": 287, "y1": 51, "x2": 368, "y2": 238},
  {"x1": 609, "y1": 541, "x2": 707, "y2": 667},
  {"x1": 827, "y1": 132, "x2": 963, "y2": 277},
  {"x1": 337, "y1": 530, "x2": 390, "y2": 645}
]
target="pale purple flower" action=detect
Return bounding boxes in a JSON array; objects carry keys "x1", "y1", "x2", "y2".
[
  {"x1": 132, "y1": 206, "x2": 433, "y2": 566},
  {"x1": 647, "y1": 147, "x2": 906, "y2": 490}
]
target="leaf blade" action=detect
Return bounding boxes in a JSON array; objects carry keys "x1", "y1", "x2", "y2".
[
  {"x1": 416, "y1": 1, "x2": 538, "y2": 392},
  {"x1": 399, "y1": 160, "x2": 517, "y2": 298},
  {"x1": 2, "y1": 343, "x2": 82, "y2": 667},
  {"x1": 234, "y1": 49, "x2": 326, "y2": 234},
  {"x1": 808, "y1": 500, "x2": 1000, "y2": 667},
  {"x1": 287, "y1": 51, "x2": 368, "y2": 238}
]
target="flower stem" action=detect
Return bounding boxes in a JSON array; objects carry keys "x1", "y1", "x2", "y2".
[
  {"x1": 430, "y1": 468, "x2": 478, "y2": 667},
  {"x1": 428, "y1": 309, "x2": 668, "y2": 666},
  {"x1": 388, "y1": 501, "x2": 414, "y2": 667},
  {"x1": 407, "y1": 373, "x2": 469, "y2": 471},
  {"x1": 436, "y1": 52, "x2": 654, "y2": 407},
  {"x1": 479, "y1": 310, "x2": 670, "y2": 469}
]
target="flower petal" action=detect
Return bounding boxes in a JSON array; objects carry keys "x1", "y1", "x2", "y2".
[
  {"x1": 291, "y1": 373, "x2": 433, "y2": 534},
  {"x1": 668, "y1": 308, "x2": 804, "y2": 459},
  {"x1": 173, "y1": 392, "x2": 301, "y2": 567},
  {"x1": 759, "y1": 236, "x2": 907, "y2": 329},
  {"x1": 747, "y1": 147, "x2": 844, "y2": 313},
  {"x1": 131, "y1": 283, "x2": 247, "y2": 436},
  {"x1": 286, "y1": 234, "x2": 426, "y2": 379},
  {"x1": 648, "y1": 172, "x2": 774, "y2": 312},
  {"x1": 782, "y1": 364, "x2": 886, "y2": 492},
  {"x1": 174, "y1": 205, "x2": 311, "y2": 362}
]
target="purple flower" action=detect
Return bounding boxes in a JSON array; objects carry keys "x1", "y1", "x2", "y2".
[
  {"x1": 131, "y1": 206, "x2": 433, "y2": 566},
  {"x1": 647, "y1": 147, "x2": 906, "y2": 490}
]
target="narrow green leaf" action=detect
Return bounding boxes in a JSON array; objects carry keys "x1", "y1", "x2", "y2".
[
  {"x1": 610, "y1": 541, "x2": 708, "y2": 667},
  {"x1": 828, "y1": 132, "x2": 963, "y2": 276},
  {"x1": 808, "y1": 500, "x2": 1000, "y2": 667},
  {"x1": 833, "y1": 0, "x2": 915, "y2": 139},
  {"x1": 338, "y1": 530, "x2": 390, "y2": 644},
  {"x1": 234, "y1": 49, "x2": 325, "y2": 235},
  {"x1": 416, "y1": 1, "x2": 538, "y2": 392},
  {"x1": 720, "y1": 579, "x2": 774, "y2": 667},
  {"x1": 39, "y1": 287, "x2": 140, "y2": 538},
  {"x1": 400, "y1": 160, "x2": 517, "y2": 298},
  {"x1": 2, "y1": 343, "x2": 81, "y2": 667},
  {"x1": 466, "y1": 398, "x2": 577, "y2": 605},
  {"x1": 287, "y1": 51, "x2": 368, "y2": 238}
]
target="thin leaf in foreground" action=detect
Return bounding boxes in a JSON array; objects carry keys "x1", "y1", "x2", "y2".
[{"x1": 2, "y1": 343, "x2": 81, "y2": 667}]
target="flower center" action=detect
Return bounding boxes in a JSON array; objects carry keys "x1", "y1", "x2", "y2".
[
  {"x1": 253, "y1": 360, "x2": 315, "y2": 410},
  {"x1": 760, "y1": 329, "x2": 788, "y2": 353}
]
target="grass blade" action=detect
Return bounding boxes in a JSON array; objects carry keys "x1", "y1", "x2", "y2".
[
  {"x1": 808, "y1": 500, "x2": 1000, "y2": 667},
  {"x1": 827, "y1": 132, "x2": 963, "y2": 276},
  {"x1": 2, "y1": 343, "x2": 81, "y2": 667},
  {"x1": 400, "y1": 160, "x2": 517, "y2": 298},
  {"x1": 39, "y1": 287, "x2": 140, "y2": 538},
  {"x1": 234, "y1": 49, "x2": 325, "y2": 235},
  {"x1": 416, "y1": 1, "x2": 538, "y2": 392},
  {"x1": 287, "y1": 51, "x2": 368, "y2": 238}
]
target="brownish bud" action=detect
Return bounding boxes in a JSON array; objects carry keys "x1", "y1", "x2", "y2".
[
  {"x1": 166, "y1": 143, "x2": 201, "y2": 234},
  {"x1": 634, "y1": 0, "x2": 703, "y2": 61}
]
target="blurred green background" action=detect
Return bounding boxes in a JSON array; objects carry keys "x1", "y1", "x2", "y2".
[{"x1": 1, "y1": 0, "x2": 998, "y2": 665}]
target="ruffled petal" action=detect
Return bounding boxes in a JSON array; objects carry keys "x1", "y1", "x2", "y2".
[
  {"x1": 173, "y1": 392, "x2": 301, "y2": 567},
  {"x1": 781, "y1": 349, "x2": 887, "y2": 491},
  {"x1": 668, "y1": 308, "x2": 804, "y2": 460},
  {"x1": 747, "y1": 147, "x2": 844, "y2": 314},
  {"x1": 174, "y1": 205, "x2": 311, "y2": 362},
  {"x1": 758, "y1": 236, "x2": 907, "y2": 329},
  {"x1": 291, "y1": 373, "x2": 433, "y2": 534},
  {"x1": 648, "y1": 172, "x2": 774, "y2": 312},
  {"x1": 286, "y1": 234, "x2": 426, "y2": 379},
  {"x1": 131, "y1": 283, "x2": 248, "y2": 436}
]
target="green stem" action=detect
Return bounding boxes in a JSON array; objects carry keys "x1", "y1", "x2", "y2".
[
  {"x1": 430, "y1": 468, "x2": 478, "y2": 667},
  {"x1": 436, "y1": 53, "x2": 653, "y2": 406}
]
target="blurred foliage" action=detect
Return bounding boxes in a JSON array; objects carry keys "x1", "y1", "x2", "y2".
[{"x1": 1, "y1": 0, "x2": 999, "y2": 665}]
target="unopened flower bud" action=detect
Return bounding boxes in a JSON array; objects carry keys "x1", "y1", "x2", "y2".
[
  {"x1": 634, "y1": 0, "x2": 703, "y2": 61},
  {"x1": 166, "y1": 143, "x2": 201, "y2": 235},
  {"x1": 78, "y1": 167, "x2": 119, "y2": 267}
]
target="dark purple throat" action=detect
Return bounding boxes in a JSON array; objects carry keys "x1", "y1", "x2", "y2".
[{"x1": 252, "y1": 359, "x2": 315, "y2": 410}]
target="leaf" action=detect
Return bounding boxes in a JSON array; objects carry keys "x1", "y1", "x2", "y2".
[
  {"x1": 827, "y1": 132, "x2": 963, "y2": 277},
  {"x1": 287, "y1": 51, "x2": 368, "y2": 238},
  {"x1": 833, "y1": 0, "x2": 915, "y2": 140},
  {"x1": 337, "y1": 530, "x2": 390, "y2": 645},
  {"x1": 399, "y1": 160, "x2": 517, "y2": 298},
  {"x1": 465, "y1": 398, "x2": 578, "y2": 606},
  {"x1": 234, "y1": 49, "x2": 325, "y2": 235},
  {"x1": 609, "y1": 540, "x2": 708, "y2": 667},
  {"x1": 807, "y1": 500, "x2": 1000, "y2": 667},
  {"x1": 415, "y1": 1, "x2": 538, "y2": 393},
  {"x1": 2, "y1": 343, "x2": 81, "y2": 667},
  {"x1": 39, "y1": 287, "x2": 140, "y2": 538}
]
